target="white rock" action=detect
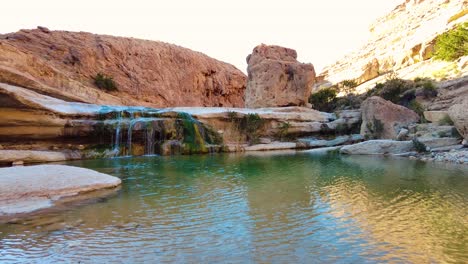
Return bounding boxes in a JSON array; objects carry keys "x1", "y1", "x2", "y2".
[
  {"x1": 0, "y1": 165, "x2": 121, "y2": 217},
  {"x1": 340, "y1": 140, "x2": 414, "y2": 155}
]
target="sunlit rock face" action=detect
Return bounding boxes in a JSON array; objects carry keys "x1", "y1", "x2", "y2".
[
  {"x1": 245, "y1": 44, "x2": 315, "y2": 108},
  {"x1": 360, "y1": 96, "x2": 420, "y2": 139},
  {"x1": 449, "y1": 98, "x2": 468, "y2": 141},
  {"x1": 0, "y1": 28, "x2": 246, "y2": 107},
  {"x1": 317, "y1": 0, "x2": 467, "y2": 86}
]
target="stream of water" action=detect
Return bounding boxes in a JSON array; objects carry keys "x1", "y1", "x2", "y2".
[{"x1": 0, "y1": 152, "x2": 467, "y2": 263}]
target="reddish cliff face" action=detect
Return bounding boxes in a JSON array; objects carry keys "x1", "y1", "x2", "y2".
[{"x1": 0, "y1": 28, "x2": 246, "y2": 107}]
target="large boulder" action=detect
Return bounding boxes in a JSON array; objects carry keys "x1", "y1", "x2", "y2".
[
  {"x1": 448, "y1": 99, "x2": 468, "y2": 141},
  {"x1": 0, "y1": 165, "x2": 121, "y2": 217},
  {"x1": 361, "y1": 96, "x2": 420, "y2": 139},
  {"x1": 245, "y1": 44, "x2": 315, "y2": 108}
]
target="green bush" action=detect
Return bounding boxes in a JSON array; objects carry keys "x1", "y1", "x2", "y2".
[
  {"x1": 334, "y1": 94, "x2": 363, "y2": 110},
  {"x1": 433, "y1": 22, "x2": 468, "y2": 61},
  {"x1": 409, "y1": 100, "x2": 425, "y2": 117},
  {"x1": 341, "y1": 79, "x2": 358, "y2": 88},
  {"x1": 227, "y1": 111, "x2": 238, "y2": 122},
  {"x1": 94, "y1": 73, "x2": 118, "y2": 92},
  {"x1": 415, "y1": 77, "x2": 438, "y2": 98},
  {"x1": 340, "y1": 79, "x2": 358, "y2": 94},
  {"x1": 239, "y1": 113, "x2": 265, "y2": 144},
  {"x1": 308, "y1": 87, "x2": 338, "y2": 112},
  {"x1": 368, "y1": 78, "x2": 415, "y2": 104},
  {"x1": 412, "y1": 138, "x2": 428, "y2": 153}
]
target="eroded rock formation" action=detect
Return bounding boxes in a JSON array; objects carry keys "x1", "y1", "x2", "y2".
[
  {"x1": 318, "y1": 0, "x2": 467, "y2": 86},
  {"x1": 245, "y1": 44, "x2": 315, "y2": 108},
  {"x1": 0, "y1": 28, "x2": 246, "y2": 107}
]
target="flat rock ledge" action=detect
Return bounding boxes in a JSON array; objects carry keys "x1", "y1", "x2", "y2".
[{"x1": 0, "y1": 165, "x2": 121, "y2": 218}]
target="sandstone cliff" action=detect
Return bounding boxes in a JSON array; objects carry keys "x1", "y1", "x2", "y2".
[
  {"x1": 0, "y1": 28, "x2": 246, "y2": 107},
  {"x1": 318, "y1": 0, "x2": 467, "y2": 87}
]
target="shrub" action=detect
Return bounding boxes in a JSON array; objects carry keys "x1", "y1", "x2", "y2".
[
  {"x1": 308, "y1": 87, "x2": 338, "y2": 112},
  {"x1": 334, "y1": 123, "x2": 350, "y2": 135},
  {"x1": 334, "y1": 94, "x2": 363, "y2": 110},
  {"x1": 340, "y1": 79, "x2": 358, "y2": 95},
  {"x1": 415, "y1": 77, "x2": 438, "y2": 98},
  {"x1": 341, "y1": 79, "x2": 358, "y2": 88},
  {"x1": 239, "y1": 113, "x2": 265, "y2": 144},
  {"x1": 412, "y1": 138, "x2": 428, "y2": 153},
  {"x1": 368, "y1": 78, "x2": 415, "y2": 104},
  {"x1": 438, "y1": 115, "x2": 454, "y2": 126},
  {"x1": 433, "y1": 22, "x2": 468, "y2": 61},
  {"x1": 277, "y1": 122, "x2": 291, "y2": 141},
  {"x1": 94, "y1": 73, "x2": 118, "y2": 91},
  {"x1": 227, "y1": 111, "x2": 238, "y2": 122},
  {"x1": 409, "y1": 100, "x2": 425, "y2": 122}
]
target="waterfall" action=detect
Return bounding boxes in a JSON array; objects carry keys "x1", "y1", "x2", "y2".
[
  {"x1": 102, "y1": 109, "x2": 217, "y2": 157},
  {"x1": 113, "y1": 111, "x2": 123, "y2": 154},
  {"x1": 126, "y1": 112, "x2": 135, "y2": 156},
  {"x1": 145, "y1": 125, "x2": 156, "y2": 155}
]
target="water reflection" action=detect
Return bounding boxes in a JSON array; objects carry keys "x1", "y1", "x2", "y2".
[{"x1": 0, "y1": 153, "x2": 466, "y2": 263}]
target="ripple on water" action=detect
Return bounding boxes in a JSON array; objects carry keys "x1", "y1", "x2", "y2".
[{"x1": 0, "y1": 153, "x2": 467, "y2": 263}]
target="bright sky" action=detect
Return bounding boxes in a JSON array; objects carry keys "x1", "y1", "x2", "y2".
[{"x1": 1, "y1": 0, "x2": 403, "y2": 73}]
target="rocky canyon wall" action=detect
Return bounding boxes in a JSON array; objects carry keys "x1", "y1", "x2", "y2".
[
  {"x1": 318, "y1": 0, "x2": 467, "y2": 87},
  {"x1": 0, "y1": 28, "x2": 246, "y2": 107}
]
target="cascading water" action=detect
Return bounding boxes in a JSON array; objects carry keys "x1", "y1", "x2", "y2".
[
  {"x1": 145, "y1": 124, "x2": 156, "y2": 155},
  {"x1": 99, "y1": 108, "x2": 219, "y2": 157},
  {"x1": 113, "y1": 111, "x2": 123, "y2": 154},
  {"x1": 126, "y1": 112, "x2": 135, "y2": 156}
]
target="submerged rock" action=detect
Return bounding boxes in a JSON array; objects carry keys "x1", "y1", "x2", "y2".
[
  {"x1": 0, "y1": 165, "x2": 121, "y2": 217},
  {"x1": 340, "y1": 140, "x2": 414, "y2": 155},
  {"x1": 245, "y1": 44, "x2": 315, "y2": 108},
  {"x1": 243, "y1": 142, "x2": 297, "y2": 152},
  {"x1": 298, "y1": 134, "x2": 363, "y2": 148}
]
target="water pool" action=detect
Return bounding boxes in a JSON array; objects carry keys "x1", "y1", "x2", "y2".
[{"x1": 1, "y1": 152, "x2": 467, "y2": 263}]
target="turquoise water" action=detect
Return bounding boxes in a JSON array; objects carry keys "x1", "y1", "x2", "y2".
[{"x1": 1, "y1": 152, "x2": 467, "y2": 263}]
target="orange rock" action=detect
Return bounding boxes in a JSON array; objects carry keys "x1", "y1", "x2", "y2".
[
  {"x1": 361, "y1": 96, "x2": 420, "y2": 139},
  {"x1": 245, "y1": 44, "x2": 315, "y2": 108},
  {"x1": 0, "y1": 28, "x2": 246, "y2": 107}
]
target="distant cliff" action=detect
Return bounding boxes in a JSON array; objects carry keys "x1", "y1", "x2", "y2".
[
  {"x1": 318, "y1": 0, "x2": 467, "y2": 87},
  {"x1": 0, "y1": 28, "x2": 246, "y2": 107}
]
